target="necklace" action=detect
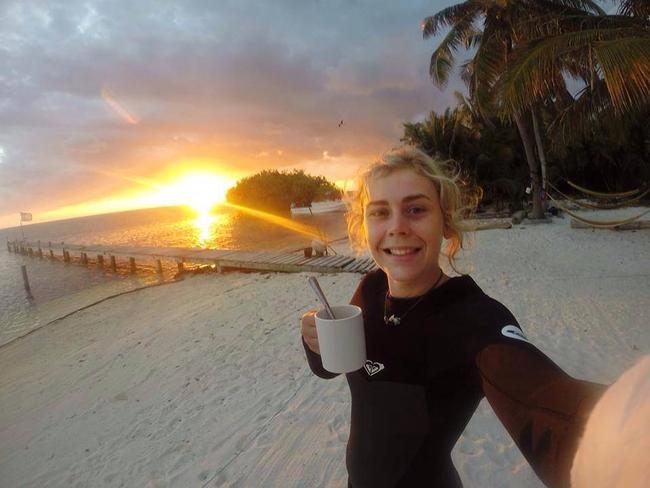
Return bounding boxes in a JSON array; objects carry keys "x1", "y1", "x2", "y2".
[{"x1": 383, "y1": 271, "x2": 445, "y2": 326}]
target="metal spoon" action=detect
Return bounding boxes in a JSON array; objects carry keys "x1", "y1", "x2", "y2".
[{"x1": 308, "y1": 276, "x2": 336, "y2": 319}]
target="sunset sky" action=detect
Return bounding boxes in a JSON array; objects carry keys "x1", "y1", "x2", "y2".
[{"x1": 0, "y1": 0, "x2": 468, "y2": 229}]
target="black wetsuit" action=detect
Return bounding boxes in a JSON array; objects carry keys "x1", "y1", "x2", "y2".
[{"x1": 302, "y1": 270, "x2": 606, "y2": 488}]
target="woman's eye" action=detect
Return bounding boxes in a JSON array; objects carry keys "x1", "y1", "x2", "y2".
[
  {"x1": 406, "y1": 206, "x2": 427, "y2": 215},
  {"x1": 367, "y1": 208, "x2": 388, "y2": 218}
]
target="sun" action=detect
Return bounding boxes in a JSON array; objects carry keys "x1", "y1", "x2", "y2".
[{"x1": 164, "y1": 172, "x2": 234, "y2": 214}]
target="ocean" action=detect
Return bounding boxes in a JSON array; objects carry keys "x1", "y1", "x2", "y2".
[{"x1": 0, "y1": 205, "x2": 348, "y2": 346}]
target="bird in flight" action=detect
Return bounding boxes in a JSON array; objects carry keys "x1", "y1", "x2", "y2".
[{"x1": 338, "y1": 120, "x2": 343, "y2": 127}]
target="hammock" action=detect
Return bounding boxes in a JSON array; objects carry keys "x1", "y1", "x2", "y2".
[
  {"x1": 566, "y1": 180, "x2": 643, "y2": 199},
  {"x1": 546, "y1": 194, "x2": 650, "y2": 228},
  {"x1": 547, "y1": 182, "x2": 650, "y2": 210}
]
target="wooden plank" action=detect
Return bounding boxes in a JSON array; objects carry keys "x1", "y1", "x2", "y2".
[
  {"x1": 246, "y1": 251, "x2": 276, "y2": 263},
  {"x1": 343, "y1": 259, "x2": 364, "y2": 272},
  {"x1": 268, "y1": 253, "x2": 304, "y2": 264},
  {"x1": 319, "y1": 255, "x2": 346, "y2": 266},
  {"x1": 207, "y1": 250, "x2": 243, "y2": 259},
  {"x1": 284, "y1": 254, "x2": 312, "y2": 265},
  {"x1": 306, "y1": 255, "x2": 338, "y2": 266},
  {"x1": 256, "y1": 251, "x2": 277, "y2": 263},
  {"x1": 347, "y1": 258, "x2": 375, "y2": 272},
  {"x1": 217, "y1": 258, "x2": 342, "y2": 274},
  {"x1": 141, "y1": 247, "x2": 188, "y2": 257},
  {"x1": 331, "y1": 256, "x2": 356, "y2": 268},
  {"x1": 316, "y1": 255, "x2": 347, "y2": 267}
]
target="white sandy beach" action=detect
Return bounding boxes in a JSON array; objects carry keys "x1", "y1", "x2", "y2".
[{"x1": 1, "y1": 213, "x2": 649, "y2": 488}]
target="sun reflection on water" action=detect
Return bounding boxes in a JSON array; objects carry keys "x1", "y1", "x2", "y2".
[
  {"x1": 186, "y1": 202, "x2": 336, "y2": 250},
  {"x1": 190, "y1": 210, "x2": 232, "y2": 248}
]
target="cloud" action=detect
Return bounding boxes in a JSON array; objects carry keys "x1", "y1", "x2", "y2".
[{"x1": 0, "y1": 0, "x2": 462, "y2": 225}]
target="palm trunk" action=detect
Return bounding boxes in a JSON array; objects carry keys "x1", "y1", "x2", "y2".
[
  {"x1": 449, "y1": 117, "x2": 458, "y2": 158},
  {"x1": 514, "y1": 111, "x2": 544, "y2": 219},
  {"x1": 531, "y1": 107, "x2": 548, "y2": 212}
]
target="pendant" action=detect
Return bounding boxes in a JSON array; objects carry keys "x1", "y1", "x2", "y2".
[{"x1": 385, "y1": 314, "x2": 401, "y2": 326}]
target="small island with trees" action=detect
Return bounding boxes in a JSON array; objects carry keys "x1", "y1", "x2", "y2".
[{"x1": 226, "y1": 169, "x2": 342, "y2": 214}]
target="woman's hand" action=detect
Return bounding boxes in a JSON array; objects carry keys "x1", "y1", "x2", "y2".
[{"x1": 301, "y1": 310, "x2": 320, "y2": 354}]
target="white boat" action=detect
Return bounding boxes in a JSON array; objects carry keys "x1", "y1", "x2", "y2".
[{"x1": 290, "y1": 200, "x2": 346, "y2": 215}]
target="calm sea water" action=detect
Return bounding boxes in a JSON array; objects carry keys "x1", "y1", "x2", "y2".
[{"x1": 0, "y1": 205, "x2": 347, "y2": 345}]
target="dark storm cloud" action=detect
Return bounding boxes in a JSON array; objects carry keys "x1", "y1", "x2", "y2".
[{"x1": 0, "y1": 0, "x2": 460, "y2": 226}]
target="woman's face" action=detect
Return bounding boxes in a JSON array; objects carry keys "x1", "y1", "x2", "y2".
[{"x1": 364, "y1": 168, "x2": 447, "y2": 297}]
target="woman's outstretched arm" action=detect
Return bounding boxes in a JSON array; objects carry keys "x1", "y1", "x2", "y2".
[{"x1": 477, "y1": 341, "x2": 607, "y2": 488}]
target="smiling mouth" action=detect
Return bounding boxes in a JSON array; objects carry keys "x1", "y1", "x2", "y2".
[{"x1": 382, "y1": 247, "x2": 422, "y2": 256}]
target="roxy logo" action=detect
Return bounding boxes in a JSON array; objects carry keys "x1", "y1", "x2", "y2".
[
  {"x1": 501, "y1": 325, "x2": 529, "y2": 343},
  {"x1": 364, "y1": 360, "x2": 385, "y2": 376}
]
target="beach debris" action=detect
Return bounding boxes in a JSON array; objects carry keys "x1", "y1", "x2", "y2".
[{"x1": 311, "y1": 239, "x2": 326, "y2": 256}]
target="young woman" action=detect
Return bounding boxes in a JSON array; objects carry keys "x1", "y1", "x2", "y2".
[{"x1": 300, "y1": 147, "x2": 606, "y2": 488}]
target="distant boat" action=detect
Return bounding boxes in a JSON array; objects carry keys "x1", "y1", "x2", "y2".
[{"x1": 290, "y1": 200, "x2": 346, "y2": 215}]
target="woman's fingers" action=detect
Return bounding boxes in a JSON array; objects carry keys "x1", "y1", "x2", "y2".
[{"x1": 301, "y1": 310, "x2": 320, "y2": 354}]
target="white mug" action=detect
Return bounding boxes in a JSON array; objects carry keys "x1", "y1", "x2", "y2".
[{"x1": 315, "y1": 305, "x2": 366, "y2": 373}]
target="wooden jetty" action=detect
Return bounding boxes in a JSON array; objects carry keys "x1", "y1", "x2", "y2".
[{"x1": 6, "y1": 240, "x2": 377, "y2": 274}]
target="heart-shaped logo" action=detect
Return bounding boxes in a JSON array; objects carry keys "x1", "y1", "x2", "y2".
[{"x1": 364, "y1": 360, "x2": 385, "y2": 376}]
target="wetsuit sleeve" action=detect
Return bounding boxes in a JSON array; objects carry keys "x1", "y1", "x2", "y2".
[
  {"x1": 301, "y1": 274, "x2": 368, "y2": 380},
  {"x1": 302, "y1": 337, "x2": 339, "y2": 379},
  {"x1": 476, "y1": 328, "x2": 607, "y2": 488}
]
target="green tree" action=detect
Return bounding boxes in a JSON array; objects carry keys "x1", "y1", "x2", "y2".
[
  {"x1": 226, "y1": 169, "x2": 341, "y2": 213},
  {"x1": 422, "y1": 0, "x2": 605, "y2": 218},
  {"x1": 403, "y1": 101, "x2": 528, "y2": 211},
  {"x1": 498, "y1": 2, "x2": 650, "y2": 146}
]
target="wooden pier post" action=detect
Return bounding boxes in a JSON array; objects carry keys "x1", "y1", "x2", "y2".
[
  {"x1": 81, "y1": 253, "x2": 88, "y2": 265},
  {"x1": 129, "y1": 257, "x2": 136, "y2": 274},
  {"x1": 214, "y1": 260, "x2": 222, "y2": 273},
  {"x1": 63, "y1": 250, "x2": 70, "y2": 263},
  {"x1": 21, "y1": 265, "x2": 32, "y2": 297},
  {"x1": 97, "y1": 255, "x2": 104, "y2": 268},
  {"x1": 156, "y1": 259, "x2": 163, "y2": 275},
  {"x1": 37, "y1": 247, "x2": 43, "y2": 259},
  {"x1": 110, "y1": 255, "x2": 117, "y2": 272},
  {"x1": 177, "y1": 260, "x2": 184, "y2": 275},
  {"x1": 49, "y1": 249, "x2": 54, "y2": 259},
  {"x1": 27, "y1": 247, "x2": 33, "y2": 257}
]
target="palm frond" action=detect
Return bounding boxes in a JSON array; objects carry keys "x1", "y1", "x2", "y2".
[
  {"x1": 515, "y1": 13, "x2": 643, "y2": 41},
  {"x1": 547, "y1": 79, "x2": 613, "y2": 145},
  {"x1": 499, "y1": 26, "x2": 650, "y2": 115},
  {"x1": 429, "y1": 19, "x2": 479, "y2": 87},
  {"x1": 618, "y1": 0, "x2": 650, "y2": 18},
  {"x1": 471, "y1": 30, "x2": 505, "y2": 95},
  {"x1": 422, "y1": 1, "x2": 481, "y2": 39},
  {"x1": 541, "y1": 0, "x2": 606, "y2": 15},
  {"x1": 520, "y1": 0, "x2": 604, "y2": 18},
  {"x1": 595, "y1": 37, "x2": 650, "y2": 113}
]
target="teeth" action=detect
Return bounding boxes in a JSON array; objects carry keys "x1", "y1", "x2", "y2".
[{"x1": 388, "y1": 248, "x2": 417, "y2": 256}]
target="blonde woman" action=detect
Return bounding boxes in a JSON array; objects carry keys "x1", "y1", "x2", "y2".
[{"x1": 300, "y1": 147, "x2": 606, "y2": 488}]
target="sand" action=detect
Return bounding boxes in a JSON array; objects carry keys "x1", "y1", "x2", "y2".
[{"x1": 1, "y1": 214, "x2": 649, "y2": 488}]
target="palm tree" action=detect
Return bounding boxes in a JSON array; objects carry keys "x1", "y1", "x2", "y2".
[
  {"x1": 498, "y1": 3, "x2": 650, "y2": 146},
  {"x1": 422, "y1": 0, "x2": 604, "y2": 218},
  {"x1": 403, "y1": 108, "x2": 459, "y2": 160}
]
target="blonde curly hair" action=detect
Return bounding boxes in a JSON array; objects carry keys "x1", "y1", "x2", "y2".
[{"x1": 345, "y1": 146, "x2": 480, "y2": 274}]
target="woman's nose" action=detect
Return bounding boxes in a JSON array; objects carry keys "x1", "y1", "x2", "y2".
[{"x1": 387, "y1": 212, "x2": 409, "y2": 235}]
